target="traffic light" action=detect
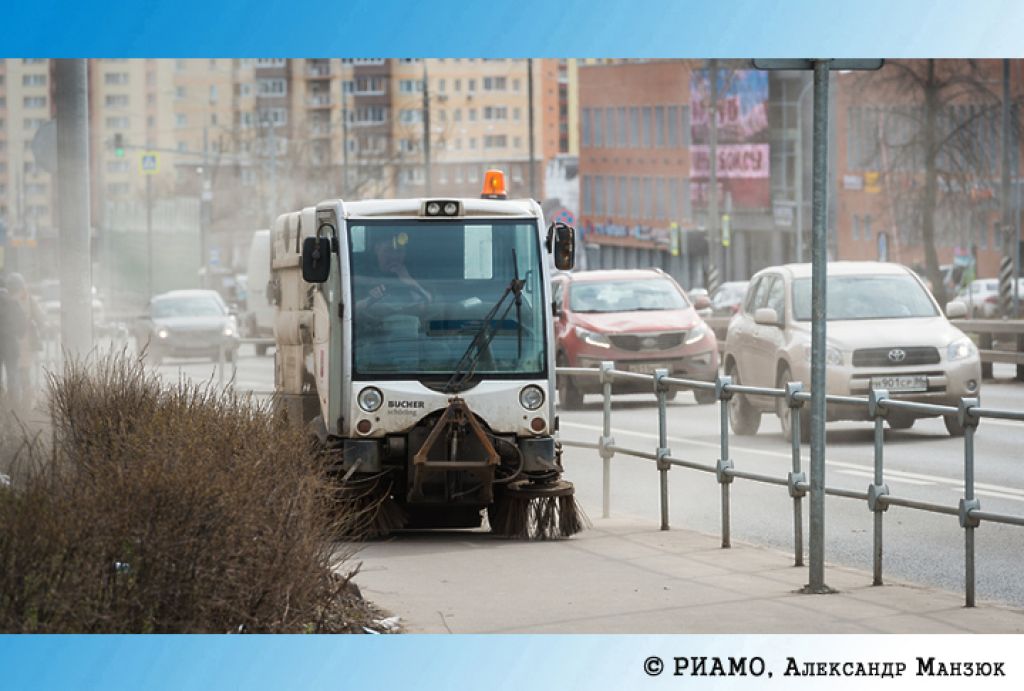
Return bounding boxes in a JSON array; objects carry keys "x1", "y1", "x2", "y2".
[{"x1": 113, "y1": 133, "x2": 125, "y2": 157}]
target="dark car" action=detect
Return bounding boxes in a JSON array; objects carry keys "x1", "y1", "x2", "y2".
[
  {"x1": 710, "y1": 281, "x2": 750, "y2": 317},
  {"x1": 135, "y1": 289, "x2": 240, "y2": 365},
  {"x1": 552, "y1": 269, "x2": 719, "y2": 408}
]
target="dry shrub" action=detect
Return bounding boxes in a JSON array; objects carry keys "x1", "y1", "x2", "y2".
[{"x1": 0, "y1": 351, "x2": 374, "y2": 633}]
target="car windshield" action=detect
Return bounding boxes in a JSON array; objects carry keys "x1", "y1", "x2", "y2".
[
  {"x1": 349, "y1": 220, "x2": 545, "y2": 378},
  {"x1": 792, "y1": 275, "x2": 938, "y2": 321},
  {"x1": 152, "y1": 296, "x2": 224, "y2": 318},
  {"x1": 569, "y1": 278, "x2": 688, "y2": 312}
]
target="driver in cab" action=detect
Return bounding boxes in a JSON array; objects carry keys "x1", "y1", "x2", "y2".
[{"x1": 355, "y1": 231, "x2": 432, "y2": 317}]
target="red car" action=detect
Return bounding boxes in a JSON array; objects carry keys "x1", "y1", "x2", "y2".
[{"x1": 552, "y1": 269, "x2": 719, "y2": 408}]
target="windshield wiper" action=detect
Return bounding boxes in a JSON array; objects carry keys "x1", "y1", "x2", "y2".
[{"x1": 444, "y1": 250, "x2": 525, "y2": 394}]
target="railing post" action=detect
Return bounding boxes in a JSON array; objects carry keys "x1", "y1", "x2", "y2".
[
  {"x1": 599, "y1": 361, "x2": 616, "y2": 520},
  {"x1": 958, "y1": 397, "x2": 981, "y2": 607},
  {"x1": 785, "y1": 382, "x2": 807, "y2": 567},
  {"x1": 867, "y1": 388, "x2": 891, "y2": 586},
  {"x1": 654, "y1": 368, "x2": 671, "y2": 531},
  {"x1": 715, "y1": 375, "x2": 734, "y2": 548}
]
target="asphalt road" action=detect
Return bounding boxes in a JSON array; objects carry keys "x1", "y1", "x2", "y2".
[
  {"x1": 151, "y1": 347, "x2": 1024, "y2": 608},
  {"x1": 556, "y1": 365, "x2": 1024, "y2": 608}
]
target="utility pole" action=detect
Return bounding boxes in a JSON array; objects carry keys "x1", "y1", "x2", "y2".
[
  {"x1": 54, "y1": 59, "x2": 93, "y2": 355},
  {"x1": 146, "y1": 174, "x2": 153, "y2": 299},
  {"x1": 706, "y1": 59, "x2": 721, "y2": 292},
  {"x1": 422, "y1": 61, "x2": 431, "y2": 196},
  {"x1": 528, "y1": 58, "x2": 536, "y2": 199},
  {"x1": 1000, "y1": 59, "x2": 1015, "y2": 318},
  {"x1": 200, "y1": 125, "x2": 212, "y2": 289},
  {"x1": 341, "y1": 60, "x2": 350, "y2": 197}
]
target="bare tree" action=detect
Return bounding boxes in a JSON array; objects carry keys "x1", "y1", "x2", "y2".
[{"x1": 853, "y1": 60, "x2": 1012, "y2": 303}]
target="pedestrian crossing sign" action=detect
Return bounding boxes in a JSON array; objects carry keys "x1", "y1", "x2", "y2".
[{"x1": 140, "y1": 152, "x2": 159, "y2": 174}]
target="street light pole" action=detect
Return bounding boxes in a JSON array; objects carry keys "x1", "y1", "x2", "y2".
[{"x1": 795, "y1": 76, "x2": 814, "y2": 263}]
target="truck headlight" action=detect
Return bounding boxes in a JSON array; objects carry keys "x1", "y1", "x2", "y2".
[
  {"x1": 574, "y1": 326, "x2": 611, "y2": 349},
  {"x1": 519, "y1": 385, "x2": 545, "y2": 410},
  {"x1": 684, "y1": 323, "x2": 707, "y2": 345},
  {"x1": 947, "y1": 337, "x2": 976, "y2": 362},
  {"x1": 357, "y1": 387, "x2": 383, "y2": 412}
]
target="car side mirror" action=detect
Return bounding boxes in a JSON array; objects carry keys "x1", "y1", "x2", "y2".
[
  {"x1": 302, "y1": 236, "x2": 332, "y2": 284},
  {"x1": 753, "y1": 307, "x2": 781, "y2": 327},
  {"x1": 693, "y1": 295, "x2": 711, "y2": 310},
  {"x1": 945, "y1": 300, "x2": 968, "y2": 320}
]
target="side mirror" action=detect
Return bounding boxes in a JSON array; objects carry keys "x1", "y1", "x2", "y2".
[
  {"x1": 547, "y1": 222, "x2": 576, "y2": 271},
  {"x1": 945, "y1": 300, "x2": 968, "y2": 320},
  {"x1": 753, "y1": 307, "x2": 781, "y2": 327},
  {"x1": 302, "y1": 237, "x2": 332, "y2": 283},
  {"x1": 693, "y1": 295, "x2": 711, "y2": 310}
]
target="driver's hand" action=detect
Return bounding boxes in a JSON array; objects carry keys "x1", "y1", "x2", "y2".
[{"x1": 368, "y1": 285, "x2": 386, "y2": 301}]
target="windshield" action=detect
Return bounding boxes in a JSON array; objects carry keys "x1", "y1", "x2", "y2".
[
  {"x1": 713, "y1": 282, "x2": 748, "y2": 306},
  {"x1": 349, "y1": 220, "x2": 545, "y2": 378},
  {"x1": 792, "y1": 275, "x2": 938, "y2": 321},
  {"x1": 569, "y1": 278, "x2": 688, "y2": 313},
  {"x1": 152, "y1": 296, "x2": 225, "y2": 318}
]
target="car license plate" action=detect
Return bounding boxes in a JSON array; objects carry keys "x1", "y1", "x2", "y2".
[
  {"x1": 870, "y1": 375, "x2": 928, "y2": 393},
  {"x1": 627, "y1": 362, "x2": 667, "y2": 375}
]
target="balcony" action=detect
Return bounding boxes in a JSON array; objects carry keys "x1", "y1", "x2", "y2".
[
  {"x1": 308, "y1": 94, "x2": 332, "y2": 108},
  {"x1": 307, "y1": 63, "x2": 333, "y2": 78}
]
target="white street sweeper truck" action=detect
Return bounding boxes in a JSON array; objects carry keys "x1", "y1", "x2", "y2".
[{"x1": 270, "y1": 170, "x2": 583, "y2": 537}]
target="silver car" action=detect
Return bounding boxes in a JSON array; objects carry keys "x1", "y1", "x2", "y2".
[
  {"x1": 723, "y1": 261, "x2": 981, "y2": 440},
  {"x1": 135, "y1": 289, "x2": 240, "y2": 365}
]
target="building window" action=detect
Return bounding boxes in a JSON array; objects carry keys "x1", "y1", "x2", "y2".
[
  {"x1": 581, "y1": 108, "x2": 591, "y2": 148},
  {"x1": 483, "y1": 106, "x2": 508, "y2": 120},
  {"x1": 399, "y1": 109, "x2": 422, "y2": 124},
  {"x1": 641, "y1": 106, "x2": 652, "y2": 148},
  {"x1": 655, "y1": 178, "x2": 666, "y2": 219},
  {"x1": 23, "y1": 74, "x2": 48, "y2": 87},
  {"x1": 175, "y1": 86, "x2": 186, "y2": 99},
  {"x1": 642, "y1": 177, "x2": 653, "y2": 218},
  {"x1": 209, "y1": 85, "x2": 218, "y2": 103},
  {"x1": 593, "y1": 108, "x2": 603, "y2": 148},
  {"x1": 655, "y1": 106, "x2": 665, "y2": 148},
  {"x1": 483, "y1": 76, "x2": 507, "y2": 91},
  {"x1": 667, "y1": 106, "x2": 678, "y2": 147},
  {"x1": 24, "y1": 96, "x2": 47, "y2": 109},
  {"x1": 483, "y1": 134, "x2": 507, "y2": 148},
  {"x1": 605, "y1": 107, "x2": 615, "y2": 149},
  {"x1": 106, "y1": 160, "x2": 131, "y2": 173},
  {"x1": 255, "y1": 58, "x2": 287, "y2": 67},
  {"x1": 438, "y1": 78, "x2": 446, "y2": 93},
  {"x1": 681, "y1": 106, "x2": 692, "y2": 147},
  {"x1": 105, "y1": 116, "x2": 130, "y2": 129},
  {"x1": 176, "y1": 113, "x2": 187, "y2": 128},
  {"x1": 398, "y1": 79, "x2": 424, "y2": 93},
  {"x1": 606, "y1": 176, "x2": 616, "y2": 216},
  {"x1": 629, "y1": 107, "x2": 639, "y2": 148},
  {"x1": 257, "y1": 78, "x2": 287, "y2": 96},
  {"x1": 258, "y1": 107, "x2": 288, "y2": 125},
  {"x1": 354, "y1": 76, "x2": 385, "y2": 94},
  {"x1": 594, "y1": 175, "x2": 604, "y2": 216},
  {"x1": 468, "y1": 108, "x2": 477, "y2": 122},
  {"x1": 618, "y1": 107, "x2": 628, "y2": 147},
  {"x1": 103, "y1": 72, "x2": 129, "y2": 86},
  {"x1": 852, "y1": 215, "x2": 860, "y2": 240},
  {"x1": 582, "y1": 175, "x2": 592, "y2": 215},
  {"x1": 513, "y1": 107, "x2": 521, "y2": 121},
  {"x1": 467, "y1": 79, "x2": 476, "y2": 92}
]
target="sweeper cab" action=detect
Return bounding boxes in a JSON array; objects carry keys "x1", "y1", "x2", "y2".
[{"x1": 270, "y1": 170, "x2": 583, "y2": 537}]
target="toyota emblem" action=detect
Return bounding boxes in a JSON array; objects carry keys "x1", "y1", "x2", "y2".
[
  {"x1": 887, "y1": 348, "x2": 907, "y2": 363},
  {"x1": 642, "y1": 337, "x2": 658, "y2": 349}
]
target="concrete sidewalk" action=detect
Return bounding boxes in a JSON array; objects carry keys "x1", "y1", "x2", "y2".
[{"x1": 352, "y1": 517, "x2": 1024, "y2": 633}]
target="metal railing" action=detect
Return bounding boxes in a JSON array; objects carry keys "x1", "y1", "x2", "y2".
[{"x1": 557, "y1": 362, "x2": 1024, "y2": 607}]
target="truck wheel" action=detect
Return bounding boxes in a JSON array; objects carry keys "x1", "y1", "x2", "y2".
[
  {"x1": 727, "y1": 363, "x2": 761, "y2": 435},
  {"x1": 888, "y1": 415, "x2": 915, "y2": 430}
]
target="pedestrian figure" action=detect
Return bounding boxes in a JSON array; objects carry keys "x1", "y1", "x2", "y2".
[
  {"x1": 4, "y1": 274, "x2": 44, "y2": 409},
  {"x1": 0, "y1": 285, "x2": 27, "y2": 408}
]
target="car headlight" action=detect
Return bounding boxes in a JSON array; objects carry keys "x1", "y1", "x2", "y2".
[
  {"x1": 684, "y1": 322, "x2": 707, "y2": 345},
  {"x1": 804, "y1": 344, "x2": 843, "y2": 366},
  {"x1": 574, "y1": 326, "x2": 611, "y2": 349},
  {"x1": 357, "y1": 387, "x2": 383, "y2": 412},
  {"x1": 223, "y1": 326, "x2": 235, "y2": 337},
  {"x1": 947, "y1": 337, "x2": 976, "y2": 362},
  {"x1": 157, "y1": 328, "x2": 169, "y2": 339},
  {"x1": 519, "y1": 385, "x2": 545, "y2": 410}
]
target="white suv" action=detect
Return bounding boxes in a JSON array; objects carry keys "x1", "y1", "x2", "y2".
[{"x1": 723, "y1": 261, "x2": 981, "y2": 440}]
